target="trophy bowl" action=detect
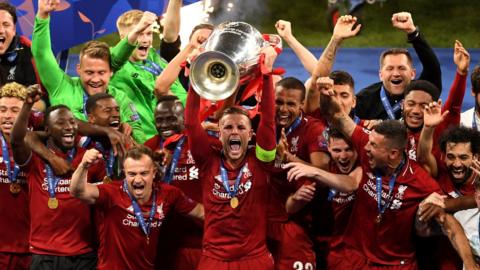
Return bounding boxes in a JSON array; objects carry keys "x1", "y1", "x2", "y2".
[{"x1": 190, "y1": 21, "x2": 265, "y2": 101}]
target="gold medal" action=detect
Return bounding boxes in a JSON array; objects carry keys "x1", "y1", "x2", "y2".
[
  {"x1": 9, "y1": 183, "x2": 21, "y2": 194},
  {"x1": 375, "y1": 214, "x2": 382, "y2": 224},
  {"x1": 230, "y1": 197, "x2": 239, "y2": 209},
  {"x1": 48, "y1": 198, "x2": 59, "y2": 209},
  {"x1": 103, "y1": 176, "x2": 112, "y2": 184},
  {"x1": 146, "y1": 236, "x2": 150, "y2": 245}
]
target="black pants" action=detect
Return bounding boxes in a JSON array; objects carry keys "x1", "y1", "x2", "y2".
[{"x1": 30, "y1": 252, "x2": 96, "y2": 270}]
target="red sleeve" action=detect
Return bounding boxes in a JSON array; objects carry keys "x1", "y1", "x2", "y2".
[
  {"x1": 256, "y1": 75, "x2": 276, "y2": 151},
  {"x1": 185, "y1": 88, "x2": 214, "y2": 165},
  {"x1": 441, "y1": 72, "x2": 466, "y2": 124},
  {"x1": 144, "y1": 136, "x2": 160, "y2": 152},
  {"x1": 306, "y1": 120, "x2": 328, "y2": 154},
  {"x1": 168, "y1": 185, "x2": 197, "y2": 215},
  {"x1": 351, "y1": 125, "x2": 370, "y2": 163}
]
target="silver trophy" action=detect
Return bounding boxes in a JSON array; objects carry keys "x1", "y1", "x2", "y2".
[{"x1": 190, "y1": 22, "x2": 266, "y2": 101}]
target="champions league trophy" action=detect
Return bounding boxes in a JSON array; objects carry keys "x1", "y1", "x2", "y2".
[{"x1": 190, "y1": 21, "x2": 267, "y2": 101}]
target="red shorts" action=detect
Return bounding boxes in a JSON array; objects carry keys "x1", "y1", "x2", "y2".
[
  {"x1": 197, "y1": 252, "x2": 274, "y2": 270},
  {"x1": 0, "y1": 252, "x2": 31, "y2": 270},
  {"x1": 328, "y1": 247, "x2": 418, "y2": 270},
  {"x1": 268, "y1": 222, "x2": 316, "y2": 270}
]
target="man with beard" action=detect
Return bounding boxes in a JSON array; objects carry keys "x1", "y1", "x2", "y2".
[
  {"x1": 0, "y1": 83, "x2": 31, "y2": 270},
  {"x1": 184, "y1": 46, "x2": 277, "y2": 268},
  {"x1": 313, "y1": 77, "x2": 477, "y2": 270},
  {"x1": 10, "y1": 87, "x2": 106, "y2": 270},
  {"x1": 32, "y1": 0, "x2": 150, "y2": 143},
  {"x1": 419, "y1": 104, "x2": 480, "y2": 269},
  {"x1": 144, "y1": 95, "x2": 205, "y2": 270},
  {"x1": 461, "y1": 66, "x2": 480, "y2": 131},
  {"x1": 284, "y1": 128, "x2": 361, "y2": 269},
  {"x1": 69, "y1": 146, "x2": 204, "y2": 270},
  {"x1": 355, "y1": 12, "x2": 442, "y2": 120},
  {"x1": 267, "y1": 77, "x2": 329, "y2": 270},
  {"x1": 110, "y1": 7, "x2": 186, "y2": 142}
]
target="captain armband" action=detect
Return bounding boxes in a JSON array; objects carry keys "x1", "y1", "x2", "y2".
[{"x1": 256, "y1": 144, "x2": 276, "y2": 162}]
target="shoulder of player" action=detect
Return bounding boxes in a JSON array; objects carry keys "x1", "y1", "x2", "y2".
[
  {"x1": 400, "y1": 158, "x2": 436, "y2": 182},
  {"x1": 296, "y1": 116, "x2": 327, "y2": 135},
  {"x1": 155, "y1": 182, "x2": 184, "y2": 200}
]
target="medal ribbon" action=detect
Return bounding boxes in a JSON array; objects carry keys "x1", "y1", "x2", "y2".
[
  {"x1": 219, "y1": 160, "x2": 248, "y2": 199},
  {"x1": 0, "y1": 133, "x2": 20, "y2": 183},
  {"x1": 123, "y1": 180, "x2": 157, "y2": 238},
  {"x1": 375, "y1": 157, "x2": 405, "y2": 219},
  {"x1": 135, "y1": 60, "x2": 163, "y2": 77},
  {"x1": 94, "y1": 141, "x2": 115, "y2": 178},
  {"x1": 380, "y1": 87, "x2": 402, "y2": 120},
  {"x1": 277, "y1": 116, "x2": 302, "y2": 143},
  {"x1": 45, "y1": 148, "x2": 76, "y2": 199},
  {"x1": 163, "y1": 136, "x2": 186, "y2": 184},
  {"x1": 82, "y1": 137, "x2": 115, "y2": 177},
  {"x1": 158, "y1": 137, "x2": 164, "y2": 150}
]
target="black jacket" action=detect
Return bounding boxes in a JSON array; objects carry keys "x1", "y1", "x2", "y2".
[
  {"x1": 355, "y1": 30, "x2": 442, "y2": 120},
  {"x1": 0, "y1": 35, "x2": 39, "y2": 87}
]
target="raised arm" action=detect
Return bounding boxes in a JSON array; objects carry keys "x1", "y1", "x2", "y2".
[
  {"x1": 32, "y1": 0, "x2": 70, "y2": 97},
  {"x1": 317, "y1": 77, "x2": 356, "y2": 137},
  {"x1": 275, "y1": 20, "x2": 317, "y2": 74},
  {"x1": 11, "y1": 86, "x2": 42, "y2": 165},
  {"x1": 162, "y1": 0, "x2": 181, "y2": 43},
  {"x1": 441, "y1": 40, "x2": 469, "y2": 119},
  {"x1": 70, "y1": 149, "x2": 102, "y2": 204},
  {"x1": 305, "y1": 15, "x2": 361, "y2": 114},
  {"x1": 155, "y1": 33, "x2": 206, "y2": 98},
  {"x1": 255, "y1": 47, "x2": 277, "y2": 162},
  {"x1": 184, "y1": 87, "x2": 214, "y2": 163},
  {"x1": 285, "y1": 162, "x2": 362, "y2": 193},
  {"x1": 392, "y1": 12, "x2": 442, "y2": 91},
  {"x1": 417, "y1": 100, "x2": 448, "y2": 177},
  {"x1": 111, "y1": 11, "x2": 158, "y2": 71}
]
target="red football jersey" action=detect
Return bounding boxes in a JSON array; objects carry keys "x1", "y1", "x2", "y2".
[
  {"x1": 24, "y1": 147, "x2": 105, "y2": 256},
  {"x1": 158, "y1": 137, "x2": 203, "y2": 247},
  {"x1": 184, "y1": 74, "x2": 276, "y2": 261},
  {"x1": 327, "y1": 162, "x2": 357, "y2": 249},
  {"x1": 342, "y1": 126, "x2": 441, "y2": 265},
  {"x1": 269, "y1": 115, "x2": 327, "y2": 223},
  {"x1": 0, "y1": 144, "x2": 29, "y2": 253},
  {"x1": 95, "y1": 182, "x2": 197, "y2": 270}
]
